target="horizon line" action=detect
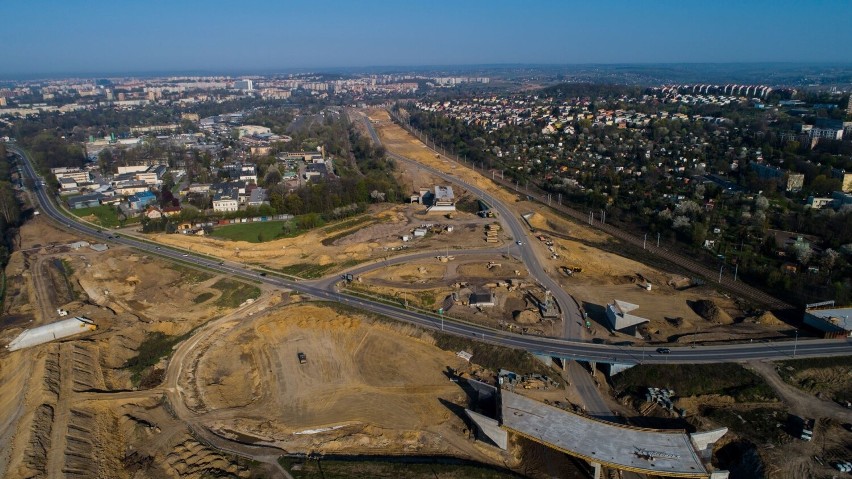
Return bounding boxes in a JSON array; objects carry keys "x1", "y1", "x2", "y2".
[{"x1": 3, "y1": 61, "x2": 852, "y2": 81}]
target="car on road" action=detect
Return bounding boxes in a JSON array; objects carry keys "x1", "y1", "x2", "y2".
[
  {"x1": 181, "y1": 253, "x2": 188, "y2": 257},
  {"x1": 259, "y1": 272, "x2": 267, "y2": 276},
  {"x1": 155, "y1": 247, "x2": 161, "y2": 250},
  {"x1": 516, "y1": 240, "x2": 523, "y2": 245},
  {"x1": 656, "y1": 348, "x2": 671, "y2": 354},
  {"x1": 297, "y1": 352, "x2": 307, "y2": 364}
]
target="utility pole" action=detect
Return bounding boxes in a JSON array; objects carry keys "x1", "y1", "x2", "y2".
[
  {"x1": 643, "y1": 233, "x2": 647, "y2": 250},
  {"x1": 718, "y1": 264, "x2": 723, "y2": 283},
  {"x1": 657, "y1": 232, "x2": 660, "y2": 248},
  {"x1": 734, "y1": 263, "x2": 738, "y2": 282}
]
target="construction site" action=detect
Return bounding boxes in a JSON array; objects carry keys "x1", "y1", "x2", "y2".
[{"x1": 1, "y1": 108, "x2": 850, "y2": 479}]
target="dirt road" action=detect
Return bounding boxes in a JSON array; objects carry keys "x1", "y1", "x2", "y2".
[
  {"x1": 163, "y1": 293, "x2": 293, "y2": 479},
  {"x1": 747, "y1": 361, "x2": 852, "y2": 422}
]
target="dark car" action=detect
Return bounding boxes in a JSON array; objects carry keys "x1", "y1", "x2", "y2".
[{"x1": 656, "y1": 348, "x2": 671, "y2": 354}]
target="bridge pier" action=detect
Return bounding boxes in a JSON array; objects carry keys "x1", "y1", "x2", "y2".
[{"x1": 591, "y1": 461, "x2": 602, "y2": 479}]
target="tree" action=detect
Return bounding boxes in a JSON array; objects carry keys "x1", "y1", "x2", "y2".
[
  {"x1": 672, "y1": 215, "x2": 691, "y2": 230},
  {"x1": 0, "y1": 182, "x2": 21, "y2": 226},
  {"x1": 161, "y1": 172, "x2": 175, "y2": 191},
  {"x1": 791, "y1": 241, "x2": 813, "y2": 265},
  {"x1": 821, "y1": 248, "x2": 839, "y2": 272},
  {"x1": 263, "y1": 166, "x2": 282, "y2": 187}
]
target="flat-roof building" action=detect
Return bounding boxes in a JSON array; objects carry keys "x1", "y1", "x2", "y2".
[
  {"x1": 804, "y1": 303, "x2": 852, "y2": 338},
  {"x1": 427, "y1": 185, "x2": 456, "y2": 212}
]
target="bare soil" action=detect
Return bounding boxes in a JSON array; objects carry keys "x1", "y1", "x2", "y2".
[
  {"x1": 188, "y1": 303, "x2": 496, "y2": 459},
  {"x1": 0, "y1": 217, "x2": 275, "y2": 478}
]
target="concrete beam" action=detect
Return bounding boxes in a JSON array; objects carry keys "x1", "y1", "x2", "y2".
[
  {"x1": 533, "y1": 354, "x2": 553, "y2": 368},
  {"x1": 606, "y1": 362, "x2": 636, "y2": 377},
  {"x1": 690, "y1": 427, "x2": 728, "y2": 451},
  {"x1": 465, "y1": 409, "x2": 508, "y2": 450},
  {"x1": 710, "y1": 471, "x2": 730, "y2": 479}
]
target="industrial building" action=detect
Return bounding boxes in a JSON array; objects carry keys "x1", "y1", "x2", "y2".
[
  {"x1": 803, "y1": 302, "x2": 852, "y2": 338},
  {"x1": 427, "y1": 185, "x2": 456, "y2": 212},
  {"x1": 7, "y1": 317, "x2": 96, "y2": 351}
]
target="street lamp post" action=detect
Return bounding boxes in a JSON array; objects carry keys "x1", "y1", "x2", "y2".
[{"x1": 793, "y1": 329, "x2": 798, "y2": 358}]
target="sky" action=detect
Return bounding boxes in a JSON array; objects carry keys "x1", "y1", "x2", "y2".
[{"x1": 1, "y1": 0, "x2": 851, "y2": 76}]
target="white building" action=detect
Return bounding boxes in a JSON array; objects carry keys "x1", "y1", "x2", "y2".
[
  {"x1": 234, "y1": 79, "x2": 254, "y2": 91},
  {"x1": 212, "y1": 186, "x2": 239, "y2": 212}
]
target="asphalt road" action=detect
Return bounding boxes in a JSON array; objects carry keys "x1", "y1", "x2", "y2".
[{"x1": 9, "y1": 143, "x2": 852, "y2": 365}]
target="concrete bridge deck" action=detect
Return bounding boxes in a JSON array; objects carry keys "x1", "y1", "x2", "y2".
[{"x1": 500, "y1": 391, "x2": 716, "y2": 478}]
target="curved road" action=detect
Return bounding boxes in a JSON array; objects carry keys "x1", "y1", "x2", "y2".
[
  {"x1": 360, "y1": 112, "x2": 584, "y2": 340},
  {"x1": 387, "y1": 113, "x2": 791, "y2": 311},
  {"x1": 8, "y1": 144, "x2": 852, "y2": 366}
]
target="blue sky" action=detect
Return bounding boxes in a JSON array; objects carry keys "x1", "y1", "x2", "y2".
[{"x1": 1, "y1": 0, "x2": 851, "y2": 75}]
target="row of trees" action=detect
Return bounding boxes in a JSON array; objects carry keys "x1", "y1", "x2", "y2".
[{"x1": 0, "y1": 144, "x2": 24, "y2": 277}]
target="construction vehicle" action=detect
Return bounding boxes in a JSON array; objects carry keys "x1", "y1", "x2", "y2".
[
  {"x1": 562, "y1": 266, "x2": 583, "y2": 275},
  {"x1": 801, "y1": 418, "x2": 815, "y2": 441}
]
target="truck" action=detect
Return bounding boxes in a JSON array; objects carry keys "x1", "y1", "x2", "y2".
[
  {"x1": 801, "y1": 418, "x2": 815, "y2": 441},
  {"x1": 297, "y1": 352, "x2": 307, "y2": 364}
]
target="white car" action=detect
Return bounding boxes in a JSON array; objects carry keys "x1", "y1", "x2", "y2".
[{"x1": 516, "y1": 240, "x2": 523, "y2": 246}]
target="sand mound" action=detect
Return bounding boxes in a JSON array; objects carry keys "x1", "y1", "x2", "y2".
[
  {"x1": 691, "y1": 299, "x2": 733, "y2": 325},
  {"x1": 754, "y1": 311, "x2": 783, "y2": 326},
  {"x1": 513, "y1": 309, "x2": 540, "y2": 324}
]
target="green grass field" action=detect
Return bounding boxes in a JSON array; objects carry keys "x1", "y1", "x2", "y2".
[
  {"x1": 71, "y1": 205, "x2": 121, "y2": 227},
  {"x1": 280, "y1": 259, "x2": 364, "y2": 279},
  {"x1": 124, "y1": 331, "x2": 189, "y2": 386},
  {"x1": 210, "y1": 220, "x2": 291, "y2": 243},
  {"x1": 211, "y1": 278, "x2": 261, "y2": 308}
]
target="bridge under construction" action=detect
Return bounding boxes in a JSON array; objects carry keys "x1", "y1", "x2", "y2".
[{"x1": 466, "y1": 387, "x2": 729, "y2": 479}]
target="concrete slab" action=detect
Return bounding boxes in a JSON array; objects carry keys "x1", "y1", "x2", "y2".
[
  {"x1": 465, "y1": 409, "x2": 508, "y2": 449},
  {"x1": 500, "y1": 390, "x2": 710, "y2": 477}
]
